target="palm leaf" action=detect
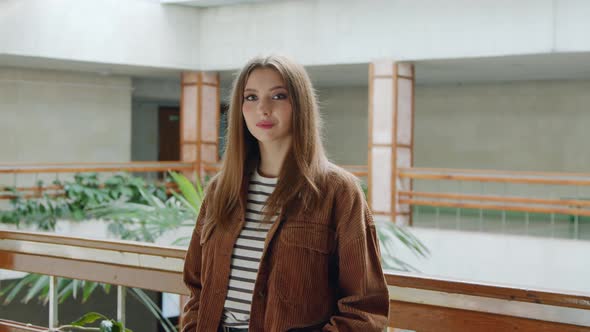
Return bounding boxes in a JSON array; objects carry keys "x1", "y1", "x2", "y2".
[
  {"x1": 1, "y1": 273, "x2": 37, "y2": 304},
  {"x1": 23, "y1": 275, "x2": 49, "y2": 303},
  {"x1": 83, "y1": 281, "x2": 99, "y2": 303},
  {"x1": 168, "y1": 171, "x2": 203, "y2": 212},
  {"x1": 375, "y1": 220, "x2": 430, "y2": 272},
  {"x1": 129, "y1": 288, "x2": 176, "y2": 332}
]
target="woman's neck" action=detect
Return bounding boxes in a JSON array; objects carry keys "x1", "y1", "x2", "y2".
[{"x1": 257, "y1": 139, "x2": 291, "y2": 178}]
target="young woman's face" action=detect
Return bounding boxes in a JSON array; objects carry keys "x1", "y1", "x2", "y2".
[{"x1": 242, "y1": 67, "x2": 293, "y2": 147}]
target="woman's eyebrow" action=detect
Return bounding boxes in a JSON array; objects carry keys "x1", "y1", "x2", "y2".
[{"x1": 244, "y1": 85, "x2": 287, "y2": 93}]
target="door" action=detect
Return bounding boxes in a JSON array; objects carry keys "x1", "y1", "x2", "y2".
[{"x1": 158, "y1": 107, "x2": 180, "y2": 161}]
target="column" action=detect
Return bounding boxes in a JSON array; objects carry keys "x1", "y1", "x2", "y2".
[
  {"x1": 368, "y1": 61, "x2": 415, "y2": 225},
  {"x1": 180, "y1": 72, "x2": 220, "y2": 179}
]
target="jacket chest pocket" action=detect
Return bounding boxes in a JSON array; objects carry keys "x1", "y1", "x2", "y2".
[
  {"x1": 280, "y1": 222, "x2": 336, "y2": 254},
  {"x1": 272, "y1": 222, "x2": 336, "y2": 306}
]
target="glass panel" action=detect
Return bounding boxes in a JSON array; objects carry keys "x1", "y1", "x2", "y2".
[
  {"x1": 373, "y1": 61, "x2": 393, "y2": 76},
  {"x1": 182, "y1": 72, "x2": 198, "y2": 84},
  {"x1": 370, "y1": 146, "x2": 391, "y2": 213},
  {"x1": 397, "y1": 63, "x2": 413, "y2": 77},
  {"x1": 201, "y1": 72, "x2": 218, "y2": 85},
  {"x1": 181, "y1": 144, "x2": 197, "y2": 162},
  {"x1": 201, "y1": 85, "x2": 218, "y2": 142},
  {"x1": 396, "y1": 78, "x2": 413, "y2": 146},
  {"x1": 182, "y1": 86, "x2": 198, "y2": 142},
  {"x1": 201, "y1": 144, "x2": 217, "y2": 164},
  {"x1": 372, "y1": 78, "x2": 393, "y2": 145}
]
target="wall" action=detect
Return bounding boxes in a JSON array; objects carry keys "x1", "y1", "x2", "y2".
[
  {"x1": 414, "y1": 79, "x2": 590, "y2": 173},
  {"x1": 0, "y1": 0, "x2": 201, "y2": 69},
  {"x1": 0, "y1": 67, "x2": 132, "y2": 164},
  {"x1": 317, "y1": 86, "x2": 368, "y2": 165},
  {"x1": 131, "y1": 101, "x2": 160, "y2": 162},
  {"x1": 131, "y1": 100, "x2": 181, "y2": 162},
  {"x1": 4, "y1": 0, "x2": 590, "y2": 71},
  {"x1": 131, "y1": 78, "x2": 181, "y2": 162},
  {"x1": 318, "y1": 79, "x2": 590, "y2": 174}
]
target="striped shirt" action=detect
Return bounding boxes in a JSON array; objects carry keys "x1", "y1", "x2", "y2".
[{"x1": 221, "y1": 169, "x2": 278, "y2": 329}]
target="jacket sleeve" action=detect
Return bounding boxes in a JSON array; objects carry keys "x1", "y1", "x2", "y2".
[
  {"x1": 323, "y1": 179, "x2": 389, "y2": 331},
  {"x1": 181, "y1": 191, "x2": 210, "y2": 332}
]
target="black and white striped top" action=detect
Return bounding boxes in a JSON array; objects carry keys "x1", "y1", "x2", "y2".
[{"x1": 221, "y1": 169, "x2": 278, "y2": 329}]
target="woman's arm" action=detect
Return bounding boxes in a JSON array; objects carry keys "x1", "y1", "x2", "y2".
[
  {"x1": 181, "y1": 193, "x2": 210, "y2": 332},
  {"x1": 323, "y1": 179, "x2": 389, "y2": 331}
]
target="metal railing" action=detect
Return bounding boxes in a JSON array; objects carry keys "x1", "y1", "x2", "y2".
[
  {"x1": 1, "y1": 230, "x2": 589, "y2": 331},
  {"x1": 399, "y1": 167, "x2": 590, "y2": 238},
  {"x1": 0, "y1": 161, "x2": 197, "y2": 200},
  {"x1": 0, "y1": 230, "x2": 186, "y2": 330},
  {"x1": 0, "y1": 162, "x2": 367, "y2": 201},
  {"x1": 387, "y1": 271, "x2": 590, "y2": 331}
]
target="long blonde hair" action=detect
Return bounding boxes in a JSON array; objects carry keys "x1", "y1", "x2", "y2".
[{"x1": 209, "y1": 55, "x2": 328, "y2": 225}]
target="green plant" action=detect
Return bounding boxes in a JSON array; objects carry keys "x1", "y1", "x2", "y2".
[
  {"x1": 359, "y1": 179, "x2": 430, "y2": 271},
  {"x1": 0, "y1": 182, "x2": 71, "y2": 230},
  {"x1": 89, "y1": 171, "x2": 203, "y2": 244},
  {"x1": 0, "y1": 274, "x2": 112, "y2": 306},
  {"x1": 0, "y1": 171, "x2": 203, "y2": 332},
  {"x1": 0, "y1": 173, "x2": 168, "y2": 230},
  {"x1": 375, "y1": 220, "x2": 430, "y2": 272},
  {"x1": 52, "y1": 312, "x2": 132, "y2": 332}
]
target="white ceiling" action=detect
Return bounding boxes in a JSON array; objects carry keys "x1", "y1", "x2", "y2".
[
  {"x1": 3, "y1": 53, "x2": 590, "y2": 88},
  {"x1": 0, "y1": 54, "x2": 182, "y2": 79},
  {"x1": 160, "y1": 0, "x2": 278, "y2": 7},
  {"x1": 220, "y1": 53, "x2": 590, "y2": 87}
]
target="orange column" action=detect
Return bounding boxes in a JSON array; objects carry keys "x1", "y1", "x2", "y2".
[
  {"x1": 179, "y1": 71, "x2": 220, "y2": 328},
  {"x1": 368, "y1": 61, "x2": 415, "y2": 225},
  {"x1": 180, "y1": 72, "x2": 220, "y2": 180}
]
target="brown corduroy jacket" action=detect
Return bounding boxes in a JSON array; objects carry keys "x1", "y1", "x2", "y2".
[{"x1": 182, "y1": 166, "x2": 389, "y2": 331}]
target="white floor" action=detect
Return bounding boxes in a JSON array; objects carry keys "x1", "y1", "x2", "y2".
[{"x1": 388, "y1": 226, "x2": 590, "y2": 294}]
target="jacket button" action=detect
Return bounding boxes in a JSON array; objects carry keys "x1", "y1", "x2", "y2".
[{"x1": 258, "y1": 291, "x2": 265, "y2": 298}]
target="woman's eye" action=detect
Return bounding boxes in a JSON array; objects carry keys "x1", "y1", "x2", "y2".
[
  {"x1": 272, "y1": 93, "x2": 287, "y2": 100},
  {"x1": 244, "y1": 95, "x2": 257, "y2": 101}
]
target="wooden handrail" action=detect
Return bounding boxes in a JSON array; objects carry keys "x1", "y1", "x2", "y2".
[
  {"x1": 399, "y1": 167, "x2": 590, "y2": 186},
  {"x1": 0, "y1": 319, "x2": 46, "y2": 332},
  {"x1": 385, "y1": 272, "x2": 590, "y2": 311},
  {"x1": 4, "y1": 182, "x2": 179, "y2": 193},
  {"x1": 387, "y1": 272, "x2": 590, "y2": 331},
  {"x1": 0, "y1": 165, "x2": 194, "y2": 174},
  {"x1": 0, "y1": 230, "x2": 187, "y2": 295},
  {"x1": 0, "y1": 230, "x2": 186, "y2": 259},
  {"x1": 0, "y1": 162, "x2": 366, "y2": 177},
  {"x1": 401, "y1": 167, "x2": 590, "y2": 178},
  {"x1": 1, "y1": 231, "x2": 589, "y2": 330},
  {"x1": 399, "y1": 191, "x2": 590, "y2": 208},
  {"x1": 0, "y1": 161, "x2": 196, "y2": 166},
  {"x1": 400, "y1": 198, "x2": 590, "y2": 217},
  {"x1": 2, "y1": 230, "x2": 589, "y2": 305}
]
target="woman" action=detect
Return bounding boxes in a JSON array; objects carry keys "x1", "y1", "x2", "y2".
[{"x1": 182, "y1": 55, "x2": 389, "y2": 332}]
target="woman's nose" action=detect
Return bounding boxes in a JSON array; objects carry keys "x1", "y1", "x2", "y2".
[{"x1": 257, "y1": 99, "x2": 271, "y2": 115}]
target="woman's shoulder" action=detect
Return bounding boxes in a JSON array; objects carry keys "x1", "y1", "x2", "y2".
[{"x1": 322, "y1": 162, "x2": 364, "y2": 196}]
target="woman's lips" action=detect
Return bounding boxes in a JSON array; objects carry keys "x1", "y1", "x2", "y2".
[{"x1": 256, "y1": 121, "x2": 274, "y2": 129}]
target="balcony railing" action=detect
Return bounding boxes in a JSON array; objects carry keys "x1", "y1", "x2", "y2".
[
  {"x1": 0, "y1": 162, "x2": 367, "y2": 201},
  {"x1": 0, "y1": 161, "x2": 196, "y2": 200},
  {"x1": 399, "y1": 167, "x2": 590, "y2": 237},
  {"x1": 1, "y1": 230, "x2": 588, "y2": 331}
]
